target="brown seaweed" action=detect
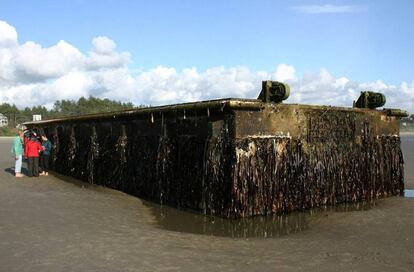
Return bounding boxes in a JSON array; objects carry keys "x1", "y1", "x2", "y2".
[{"x1": 36, "y1": 105, "x2": 405, "y2": 219}]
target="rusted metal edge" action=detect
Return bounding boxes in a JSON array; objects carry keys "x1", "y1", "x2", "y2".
[
  {"x1": 267, "y1": 103, "x2": 408, "y2": 116},
  {"x1": 24, "y1": 97, "x2": 407, "y2": 126},
  {"x1": 382, "y1": 108, "x2": 409, "y2": 117},
  {"x1": 24, "y1": 98, "x2": 265, "y2": 126}
]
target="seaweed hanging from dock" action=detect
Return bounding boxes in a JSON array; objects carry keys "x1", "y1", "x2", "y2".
[
  {"x1": 30, "y1": 96, "x2": 406, "y2": 218},
  {"x1": 42, "y1": 121, "x2": 404, "y2": 218},
  {"x1": 231, "y1": 136, "x2": 403, "y2": 218}
]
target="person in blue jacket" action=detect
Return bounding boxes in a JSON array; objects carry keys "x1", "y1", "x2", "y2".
[{"x1": 39, "y1": 134, "x2": 52, "y2": 176}]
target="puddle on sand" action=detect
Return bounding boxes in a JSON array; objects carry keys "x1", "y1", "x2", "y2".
[
  {"x1": 50, "y1": 171, "x2": 389, "y2": 238},
  {"x1": 405, "y1": 189, "x2": 414, "y2": 198},
  {"x1": 142, "y1": 201, "x2": 377, "y2": 238}
]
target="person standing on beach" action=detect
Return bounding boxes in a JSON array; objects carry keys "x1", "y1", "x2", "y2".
[
  {"x1": 39, "y1": 134, "x2": 52, "y2": 176},
  {"x1": 11, "y1": 131, "x2": 24, "y2": 177},
  {"x1": 25, "y1": 135, "x2": 42, "y2": 177}
]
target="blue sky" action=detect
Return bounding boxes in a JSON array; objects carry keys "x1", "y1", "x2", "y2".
[
  {"x1": 0, "y1": 0, "x2": 413, "y2": 110},
  {"x1": 1, "y1": 0, "x2": 413, "y2": 83}
]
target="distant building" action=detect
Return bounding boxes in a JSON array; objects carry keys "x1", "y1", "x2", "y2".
[
  {"x1": 0, "y1": 113, "x2": 8, "y2": 127},
  {"x1": 32, "y1": 114, "x2": 42, "y2": 121}
]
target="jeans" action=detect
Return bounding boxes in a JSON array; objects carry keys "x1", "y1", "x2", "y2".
[
  {"x1": 40, "y1": 155, "x2": 50, "y2": 172},
  {"x1": 15, "y1": 154, "x2": 22, "y2": 173}
]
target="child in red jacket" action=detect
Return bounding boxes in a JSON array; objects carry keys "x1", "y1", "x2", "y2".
[{"x1": 25, "y1": 136, "x2": 42, "y2": 177}]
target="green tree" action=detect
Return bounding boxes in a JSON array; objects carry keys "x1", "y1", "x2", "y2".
[{"x1": 0, "y1": 96, "x2": 144, "y2": 128}]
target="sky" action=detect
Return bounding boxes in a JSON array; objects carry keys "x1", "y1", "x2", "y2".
[{"x1": 0, "y1": 0, "x2": 413, "y2": 111}]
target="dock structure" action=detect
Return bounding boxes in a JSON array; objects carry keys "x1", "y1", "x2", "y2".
[{"x1": 25, "y1": 82, "x2": 407, "y2": 218}]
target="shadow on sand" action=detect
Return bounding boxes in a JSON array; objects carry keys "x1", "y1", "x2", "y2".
[
  {"x1": 141, "y1": 199, "x2": 378, "y2": 238},
  {"x1": 4, "y1": 167, "x2": 15, "y2": 176},
  {"x1": 4, "y1": 167, "x2": 28, "y2": 176}
]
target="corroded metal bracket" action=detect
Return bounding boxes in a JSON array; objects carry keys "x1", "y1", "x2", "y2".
[
  {"x1": 383, "y1": 108, "x2": 409, "y2": 117},
  {"x1": 257, "y1": 81, "x2": 290, "y2": 103},
  {"x1": 354, "y1": 91, "x2": 386, "y2": 109}
]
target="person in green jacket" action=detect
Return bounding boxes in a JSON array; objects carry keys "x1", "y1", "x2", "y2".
[{"x1": 11, "y1": 131, "x2": 24, "y2": 177}]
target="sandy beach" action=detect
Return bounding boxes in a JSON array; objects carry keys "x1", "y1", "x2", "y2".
[
  {"x1": 401, "y1": 134, "x2": 414, "y2": 188},
  {"x1": 0, "y1": 136, "x2": 413, "y2": 271}
]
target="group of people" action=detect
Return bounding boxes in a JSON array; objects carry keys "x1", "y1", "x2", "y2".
[{"x1": 11, "y1": 130, "x2": 52, "y2": 178}]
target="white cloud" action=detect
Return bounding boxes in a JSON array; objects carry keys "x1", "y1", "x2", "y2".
[
  {"x1": 291, "y1": 4, "x2": 366, "y2": 14},
  {"x1": 0, "y1": 23, "x2": 129, "y2": 86},
  {"x1": 0, "y1": 21, "x2": 18, "y2": 47},
  {"x1": 13, "y1": 40, "x2": 83, "y2": 82},
  {"x1": 86, "y1": 36, "x2": 130, "y2": 70},
  {"x1": 273, "y1": 63, "x2": 296, "y2": 82},
  {"x1": 92, "y1": 36, "x2": 116, "y2": 54},
  {"x1": 0, "y1": 20, "x2": 413, "y2": 113}
]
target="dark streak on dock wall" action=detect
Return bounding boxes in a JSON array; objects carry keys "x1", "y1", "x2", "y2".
[{"x1": 27, "y1": 101, "x2": 405, "y2": 218}]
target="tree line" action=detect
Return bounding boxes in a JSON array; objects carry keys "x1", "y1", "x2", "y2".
[{"x1": 0, "y1": 96, "x2": 144, "y2": 128}]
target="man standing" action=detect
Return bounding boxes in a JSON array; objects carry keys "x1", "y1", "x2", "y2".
[{"x1": 11, "y1": 131, "x2": 24, "y2": 177}]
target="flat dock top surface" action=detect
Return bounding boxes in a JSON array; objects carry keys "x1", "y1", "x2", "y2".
[{"x1": 0, "y1": 137, "x2": 413, "y2": 272}]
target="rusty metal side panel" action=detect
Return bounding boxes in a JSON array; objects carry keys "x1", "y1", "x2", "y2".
[
  {"x1": 228, "y1": 104, "x2": 404, "y2": 217},
  {"x1": 233, "y1": 104, "x2": 400, "y2": 140}
]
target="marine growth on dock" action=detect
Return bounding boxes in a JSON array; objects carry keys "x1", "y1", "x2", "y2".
[{"x1": 25, "y1": 81, "x2": 408, "y2": 218}]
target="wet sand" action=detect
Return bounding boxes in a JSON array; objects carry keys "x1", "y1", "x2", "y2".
[
  {"x1": 0, "y1": 137, "x2": 413, "y2": 271},
  {"x1": 401, "y1": 135, "x2": 414, "y2": 188}
]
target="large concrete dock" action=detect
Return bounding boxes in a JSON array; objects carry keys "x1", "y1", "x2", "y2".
[
  {"x1": 0, "y1": 137, "x2": 413, "y2": 271},
  {"x1": 26, "y1": 94, "x2": 407, "y2": 218}
]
